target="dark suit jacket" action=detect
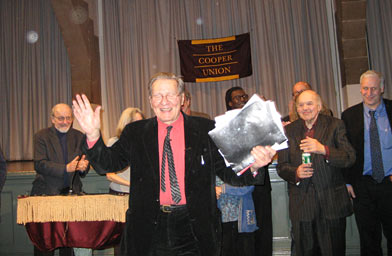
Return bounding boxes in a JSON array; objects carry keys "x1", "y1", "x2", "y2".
[
  {"x1": 341, "y1": 99, "x2": 392, "y2": 187},
  {"x1": 190, "y1": 110, "x2": 211, "y2": 119},
  {"x1": 31, "y1": 126, "x2": 88, "y2": 195},
  {"x1": 277, "y1": 114, "x2": 355, "y2": 221},
  {"x1": 84, "y1": 114, "x2": 266, "y2": 256}
]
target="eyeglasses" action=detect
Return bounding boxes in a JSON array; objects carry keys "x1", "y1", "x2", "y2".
[
  {"x1": 151, "y1": 93, "x2": 179, "y2": 102},
  {"x1": 232, "y1": 94, "x2": 249, "y2": 101},
  {"x1": 54, "y1": 116, "x2": 73, "y2": 122}
]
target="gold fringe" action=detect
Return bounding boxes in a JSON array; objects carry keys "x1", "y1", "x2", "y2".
[{"x1": 17, "y1": 194, "x2": 128, "y2": 224}]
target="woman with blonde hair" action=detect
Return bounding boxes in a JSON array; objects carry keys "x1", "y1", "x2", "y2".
[{"x1": 106, "y1": 107, "x2": 144, "y2": 194}]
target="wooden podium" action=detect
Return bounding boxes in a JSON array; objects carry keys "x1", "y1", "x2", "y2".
[{"x1": 17, "y1": 194, "x2": 128, "y2": 251}]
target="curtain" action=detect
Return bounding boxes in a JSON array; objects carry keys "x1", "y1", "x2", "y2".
[
  {"x1": 0, "y1": 0, "x2": 339, "y2": 160},
  {"x1": 100, "y1": 0, "x2": 339, "y2": 138},
  {"x1": 367, "y1": 0, "x2": 392, "y2": 98},
  {"x1": 0, "y1": 0, "x2": 71, "y2": 160}
]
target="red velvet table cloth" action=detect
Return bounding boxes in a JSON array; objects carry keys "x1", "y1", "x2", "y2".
[
  {"x1": 17, "y1": 194, "x2": 128, "y2": 251},
  {"x1": 26, "y1": 221, "x2": 125, "y2": 251}
]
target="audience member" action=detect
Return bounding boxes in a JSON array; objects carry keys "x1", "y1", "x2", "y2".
[
  {"x1": 181, "y1": 89, "x2": 211, "y2": 119},
  {"x1": 277, "y1": 90, "x2": 355, "y2": 256},
  {"x1": 106, "y1": 107, "x2": 144, "y2": 194},
  {"x1": 216, "y1": 176, "x2": 257, "y2": 256},
  {"x1": 223, "y1": 86, "x2": 273, "y2": 256},
  {"x1": 342, "y1": 70, "x2": 392, "y2": 256},
  {"x1": 31, "y1": 103, "x2": 90, "y2": 256},
  {"x1": 282, "y1": 82, "x2": 312, "y2": 124},
  {"x1": 282, "y1": 82, "x2": 332, "y2": 126},
  {"x1": 72, "y1": 72, "x2": 276, "y2": 256},
  {"x1": 0, "y1": 146, "x2": 6, "y2": 223}
]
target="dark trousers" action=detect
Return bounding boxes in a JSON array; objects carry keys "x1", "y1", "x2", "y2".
[
  {"x1": 34, "y1": 246, "x2": 74, "y2": 256},
  {"x1": 353, "y1": 176, "x2": 392, "y2": 256},
  {"x1": 150, "y1": 206, "x2": 201, "y2": 256},
  {"x1": 291, "y1": 217, "x2": 346, "y2": 256},
  {"x1": 221, "y1": 221, "x2": 255, "y2": 256},
  {"x1": 253, "y1": 184, "x2": 273, "y2": 256},
  {"x1": 291, "y1": 185, "x2": 347, "y2": 256}
]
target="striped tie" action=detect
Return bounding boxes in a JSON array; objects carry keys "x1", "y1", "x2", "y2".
[{"x1": 160, "y1": 126, "x2": 181, "y2": 203}]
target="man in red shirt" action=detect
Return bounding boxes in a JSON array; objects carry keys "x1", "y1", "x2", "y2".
[{"x1": 73, "y1": 72, "x2": 276, "y2": 256}]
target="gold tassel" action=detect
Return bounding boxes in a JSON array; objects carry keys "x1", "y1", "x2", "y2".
[{"x1": 17, "y1": 194, "x2": 128, "y2": 224}]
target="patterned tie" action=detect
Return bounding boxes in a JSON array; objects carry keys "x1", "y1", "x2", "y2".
[
  {"x1": 369, "y1": 111, "x2": 384, "y2": 183},
  {"x1": 160, "y1": 126, "x2": 181, "y2": 203}
]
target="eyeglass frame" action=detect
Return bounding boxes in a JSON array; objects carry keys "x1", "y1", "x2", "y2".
[
  {"x1": 151, "y1": 93, "x2": 180, "y2": 103},
  {"x1": 53, "y1": 115, "x2": 73, "y2": 122},
  {"x1": 231, "y1": 94, "x2": 249, "y2": 102}
]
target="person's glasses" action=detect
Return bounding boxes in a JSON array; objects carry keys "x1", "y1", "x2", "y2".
[
  {"x1": 54, "y1": 116, "x2": 73, "y2": 122},
  {"x1": 151, "y1": 93, "x2": 179, "y2": 102},
  {"x1": 232, "y1": 94, "x2": 249, "y2": 101}
]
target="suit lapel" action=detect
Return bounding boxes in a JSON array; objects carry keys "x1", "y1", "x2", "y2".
[
  {"x1": 292, "y1": 120, "x2": 305, "y2": 150},
  {"x1": 356, "y1": 104, "x2": 365, "y2": 151},
  {"x1": 384, "y1": 99, "x2": 392, "y2": 129},
  {"x1": 143, "y1": 118, "x2": 160, "y2": 182},
  {"x1": 313, "y1": 115, "x2": 328, "y2": 143},
  {"x1": 184, "y1": 115, "x2": 202, "y2": 177},
  {"x1": 49, "y1": 126, "x2": 65, "y2": 163}
]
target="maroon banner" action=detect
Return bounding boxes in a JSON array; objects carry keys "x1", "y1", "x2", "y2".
[{"x1": 178, "y1": 33, "x2": 252, "y2": 82}]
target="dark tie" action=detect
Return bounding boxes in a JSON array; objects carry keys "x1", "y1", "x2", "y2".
[
  {"x1": 160, "y1": 126, "x2": 181, "y2": 203},
  {"x1": 369, "y1": 110, "x2": 384, "y2": 183}
]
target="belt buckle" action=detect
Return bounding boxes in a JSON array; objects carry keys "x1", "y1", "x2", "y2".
[{"x1": 161, "y1": 205, "x2": 172, "y2": 213}]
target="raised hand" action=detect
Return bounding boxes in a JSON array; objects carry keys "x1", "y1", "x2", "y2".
[
  {"x1": 73, "y1": 94, "x2": 101, "y2": 141},
  {"x1": 250, "y1": 145, "x2": 276, "y2": 172}
]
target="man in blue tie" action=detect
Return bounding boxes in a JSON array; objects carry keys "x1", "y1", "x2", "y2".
[{"x1": 342, "y1": 70, "x2": 392, "y2": 256}]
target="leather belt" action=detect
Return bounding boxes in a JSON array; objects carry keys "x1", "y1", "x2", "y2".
[{"x1": 160, "y1": 204, "x2": 187, "y2": 213}]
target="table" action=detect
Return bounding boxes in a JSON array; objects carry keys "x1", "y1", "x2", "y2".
[{"x1": 17, "y1": 194, "x2": 128, "y2": 251}]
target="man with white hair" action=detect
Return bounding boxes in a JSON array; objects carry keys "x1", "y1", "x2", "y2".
[
  {"x1": 278, "y1": 90, "x2": 355, "y2": 255},
  {"x1": 342, "y1": 70, "x2": 392, "y2": 256},
  {"x1": 31, "y1": 103, "x2": 90, "y2": 256}
]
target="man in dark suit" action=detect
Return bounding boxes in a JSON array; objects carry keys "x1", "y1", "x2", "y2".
[
  {"x1": 277, "y1": 90, "x2": 355, "y2": 255},
  {"x1": 342, "y1": 70, "x2": 392, "y2": 256},
  {"x1": 72, "y1": 72, "x2": 276, "y2": 256},
  {"x1": 31, "y1": 103, "x2": 90, "y2": 256},
  {"x1": 223, "y1": 86, "x2": 273, "y2": 256},
  {"x1": 0, "y1": 146, "x2": 6, "y2": 223}
]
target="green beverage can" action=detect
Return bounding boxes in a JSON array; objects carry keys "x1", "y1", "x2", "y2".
[{"x1": 302, "y1": 153, "x2": 311, "y2": 164}]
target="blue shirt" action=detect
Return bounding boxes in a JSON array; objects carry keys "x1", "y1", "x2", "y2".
[{"x1": 363, "y1": 100, "x2": 392, "y2": 177}]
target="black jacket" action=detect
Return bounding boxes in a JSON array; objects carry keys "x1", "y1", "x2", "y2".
[
  {"x1": 84, "y1": 114, "x2": 266, "y2": 256},
  {"x1": 31, "y1": 126, "x2": 88, "y2": 195},
  {"x1": 341, "y1": 99, "x2": 392, "y2": 187}
]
